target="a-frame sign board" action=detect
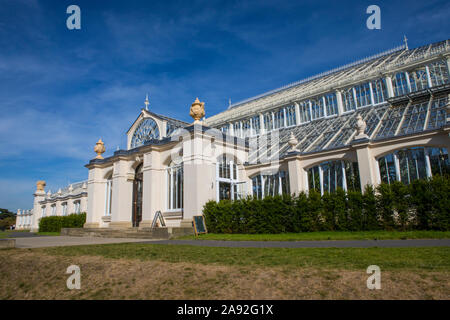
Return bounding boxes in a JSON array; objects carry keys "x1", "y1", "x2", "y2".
[{"x1": 151, "y1": 211, "x2": 166, "y2": 228}]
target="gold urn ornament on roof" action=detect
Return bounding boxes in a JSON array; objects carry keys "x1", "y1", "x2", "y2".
[
  {"x1": 189, "y1": 97, "x2": 205, "y2": 123},
  {"x1": 36, "y1": 180, "x2": 46, "y2": 192},
  {"x1": 94, "y1": 139, "x2": 106, "y2": 159}
]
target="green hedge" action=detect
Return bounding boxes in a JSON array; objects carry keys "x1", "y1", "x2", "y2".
[
  {"x1": 203, "y1": 176, "x2": 450, "y2": 234},
  {"x1": 39, "y1": 212, "x2": 86, "y2": 233}
]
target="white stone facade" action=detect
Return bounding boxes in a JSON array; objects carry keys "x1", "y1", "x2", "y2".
[
  {"x1": 20, "y1": 181, "x2": 88, "y2": 232},
  {"x1": 21, "y1": 39, "x2": 450, "y2": 230}
]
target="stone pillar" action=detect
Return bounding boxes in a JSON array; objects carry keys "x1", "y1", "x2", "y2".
[
  {"x1": 229, "y1": 123, "x2": 234, "y2": 136},
  {"x1": 294, "y1": 103, "x2": 301, "y2": 125},
  {"x1": 259, "y1": 114, "x2": 265, "y2": 134},
  {"x1": 15, "y1": 210, "x2": 21, "y2": 230},
  {"x1": 287, "y1": 157, "x2": 306, "y2": 195},
  {"x1": 385, "y1": 75, "x2": 394, "y2": 98},
  {"x1": 140, "y1": 151, "x2": 164, "y2": 228},
  {"x1": 31, "y1": 182, "x2": 46, "y2": 232},
  {"x1": 181, "y1": 125, "x2": 215, "y2": 226},
  {"x1": 353, "y1": 141, "x2": 378, "y2": 190},
  {"x1": 336, "y1": 90, "x2": 344, "y2": 115},
  {"x1": 110, "y1": 159, "x2": 133, "y2": 229},
  {"x1": 85, "y1": 165, "x2": 107, "y2": 228}
]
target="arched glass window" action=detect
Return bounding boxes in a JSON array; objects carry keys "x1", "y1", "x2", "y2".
[
  {"x1": 167, "y1": 161, "x2": 183, "y2": 210},
  {"x1": 307, "y1": 160, "x2": 360, "y2": 194},
  {"x1": 263, "y1": 113, "x2": 273, "y2": 131},
  {"x1": 74, "y1": 200, "x2": 81, "y2": 214},
  {"x1": 310, "y1": 98, "x2": 324, "y2": 120},
  {"x1": 392, "y1": 72, "x2": 410, "y2": 96},
  {"x1": 285, "y1": 105, "x2": 296, "y2": 126},
  {"x1": 131, "y1": 118, "x2": 160, "y2": 148},
  {"x1": 62, "y1": 202, "x2": 67, "y2": 216},
  {"x1": 377, "y1": 147, "x2": 449, "y2": 185},
  {"x1": 105, "y1": 176, "x2": 113, "y2": 216},
  {"x1": 342, "y1": 87, "x2": 356, "y2": 112},
  {"x1": 428, "y1": 60, "x2": 449, "y2": 86},
  {"x1": 251, "y1": 171, "x2": 290, "y2": 199},
  {"x1": 251, "y1": 115, "x2": 261, "y2": 135},
  {"x1": 216, "y1": 155, "x2": 242, "y2": 201},
  {"x1": 324, "y1": 93, "x2": 338, "y2": 116}
]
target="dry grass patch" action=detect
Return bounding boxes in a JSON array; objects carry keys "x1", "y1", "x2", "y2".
[{"x1": 0, "y1": 249, "x2": 449, "y2": 300}]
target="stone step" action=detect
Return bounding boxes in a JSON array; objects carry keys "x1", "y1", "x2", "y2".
[{"x1": 61, "y1": 227, "x2": 193, "y2": 240}]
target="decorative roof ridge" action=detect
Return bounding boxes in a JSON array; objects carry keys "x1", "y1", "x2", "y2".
[{"x1": 227, "y1": 44, "x2": 406, "y2": 111}]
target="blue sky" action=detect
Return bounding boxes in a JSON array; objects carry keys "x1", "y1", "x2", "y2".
[{"x1": 0, "y1": 0, "x2": 449, "y2": 211}]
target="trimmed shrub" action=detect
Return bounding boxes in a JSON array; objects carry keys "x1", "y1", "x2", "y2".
[
  {"x1": 39, "y1": 212, "x2": 86, "y2": 232},
  {"x1": 202, "y1": 175, "x2": 450, "y2": 234}
]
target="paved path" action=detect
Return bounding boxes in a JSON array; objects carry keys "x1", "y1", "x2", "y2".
[
  {"x1": 14, "y1": 236, "x2": 151, "y2": 248},
  {"x1": 144, "y1": 239, "x2": 450, "y2": 248},
  {"x1": 11, "y1": 236, "x2": 450, "y2": 249}
]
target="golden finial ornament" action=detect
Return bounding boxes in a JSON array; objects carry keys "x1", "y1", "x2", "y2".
[
  {"x1": 36, "y1": 180, "x2": 46, "y2": 192},
  {"x1": 94, "y1": 139, "x2": 106, "y2": 159},
  {"x1": 189, "y1": 97, "x2": 205, "y2": 123}
]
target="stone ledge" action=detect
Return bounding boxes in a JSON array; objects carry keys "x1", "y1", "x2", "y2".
[
  {"x1": 0, "y1": 239, "x2": 16, "y2": 249},
  {"x1": 61, "y1": 227, "x2": 194, "y2": 239}
]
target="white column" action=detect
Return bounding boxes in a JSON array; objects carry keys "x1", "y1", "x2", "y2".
[
  {"x1": 287, "y1": 159, "x2": 306, "y2": 196},
  {"x1": 425, "y1": 152, "x2": 432, "y2": 178},
  {"x1": 394, "y1": 153, "x2": 401, "y2": 182},
  {"x1": 445, "y1": 56, "x2": 450, "y2": 79},
  {"x1": 283, "y1": 108, "x2": 287, "y2": 127},
  {"x1": 110, "y1": 160, "x2": 133, "y2": 228},
  {"x1": 405, "y1": 72, "x2": 412, "y2": 93},
  {"x1": 271, "y1": 112, "x2": 275, "y2": 130},
  {"x1": 182, "y1": 125, "x2": 216, "y2": 224},
  {"x1": 336, "y1": 90, "x2": 344, "y2": 115},
  {"x1": 425, "y1": 65, "x2": 433, "y2": 88},
  {"x1": 308, "y1": 101, "x2": 313, "y2": 120},
  {"x1": 369, "y1": 82, "x2": 375, "y2": 105},
  {"x1": 141, "y1": 152, "x2": 164, "y2": 227},
  {"x1": 259, "y1": 114, "x2": 265, "y2": 134},
  {"x1": 385, "y1": 76, "x2": 394, "y2": 98},
  {"x1": 228, "y1": 123, "x2": 234, "y2": 136},
  {"x1": 318, "y1": 166, "x2": 324, "y2": 195},
  {"x1": 294, "y1": 102, "x2": 301, "y2": 124},
  {"x1": 355, "y1": 142, "x2": 378, "y2": 191},
  {"x1": 85, "y1": 165, "x2": 109, "y2": 228},
  {"x1": 249, "y1": 118, "x2": 254, "y2": 136},
  {"x1": 322, "y1": 97, "x2": 327, "y2": 117},
  {"x1": 352, "y1": 87, "x2": 358, "y2": 109},
  {"x1": 341, "y1": 161, "x2": 347, "y2": 191}
]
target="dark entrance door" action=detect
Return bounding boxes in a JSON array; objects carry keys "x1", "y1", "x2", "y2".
[{"x1": 132, "y1": 164, "x2": 143, "y2": 227}]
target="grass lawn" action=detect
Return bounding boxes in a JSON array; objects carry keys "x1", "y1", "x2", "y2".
[
  {"x1": 178, "y1": 230, "x2": 450, "y2": 241},
  {"x1": 0, "y1": 230, "x2": 60, "y2": 238},
  {"x1": 1, "y1": 244, "x2": 449, "y2": 299},
  {"x1": 43, "y1": 243, "x2": 450, "y2": 270},
  {"x1": 36, "y1": 232, "x2": 60, "y2": 236},
  {"x1": 0, "y1": 230, "x2": 29, "y2": 238}
]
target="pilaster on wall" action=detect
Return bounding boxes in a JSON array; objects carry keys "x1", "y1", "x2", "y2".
[
  {"x1": 182, "y1": 125, "x2": 216, "y2": 223},
  {"x1": 110, "y1": 159, "x2": 133, "y2": 228},
  {"x1": 353, "y1": 141, "x2": 378, "y2": 190},
  {"x1": 287, "y1": 157, "x2": 307, "y2": 195},
  {"x1": 141, "y1": 151, "x2": 164, "y2": 227},
  {"x1": 85, "y1": 166, "x2": 108, "y2": 228},
  {"x1": 31, "y1": 191, "x2": 45, "y2": 231}
]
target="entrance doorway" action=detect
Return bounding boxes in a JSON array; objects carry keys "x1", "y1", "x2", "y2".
[{"x1": 132, "y1": 163, "x2": 143, "y2": 227}]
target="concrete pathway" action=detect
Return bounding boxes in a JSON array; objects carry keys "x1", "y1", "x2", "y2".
[
  {"x1": 14, "y1": 236, "x2": 152, "y2": 248},
  {"x1": 145, "y1": 239, "x2": 450, "y2": 248}
]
